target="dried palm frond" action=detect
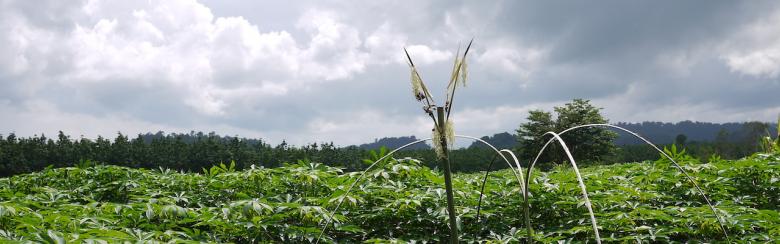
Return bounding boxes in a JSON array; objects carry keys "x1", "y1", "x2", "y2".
[
  {"x1": 404, "y1": 48, "x2": 435, "y2": 107},
  {"x1": 410, "y1": 67, "x2": 425, "y2": 101},
  {"x1": 460, "y1": 58, "x2": 468, "y2": 87},
  {"x1": 444, "y1": 39, "x2": 473, "y2": 120},
  {"x1": 448, "y1": 45, "x2": 463, "y2": 90},
  {"x1": 405, "y1": 40, "x2": 473, "y2": 158}
]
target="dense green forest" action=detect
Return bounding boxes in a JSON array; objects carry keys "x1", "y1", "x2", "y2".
[
  {"x1": 0, "y1": 120, "x2": 776, "y2": 177},
  {"x1": 0, "y1": 131, "x2": 505, "y2": 177}
]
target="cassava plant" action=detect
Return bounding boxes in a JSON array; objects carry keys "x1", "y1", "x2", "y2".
[{"x1": 759, "y1": 115, "x2": 780, "y2": 153}]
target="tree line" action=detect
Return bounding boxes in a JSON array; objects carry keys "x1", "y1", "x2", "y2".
[
  {"x1": 0, "y1": 131, "x2": 350, "y2": 177},
  {"x1": 1, "y1": 99, "x2": 775, "y2": 176},
  {"x1": 0, "y1": 131, "x2": 509, "y2": 177},
  {"x1": 1, "y1": 128, "x2": 767, "y2": 178}
]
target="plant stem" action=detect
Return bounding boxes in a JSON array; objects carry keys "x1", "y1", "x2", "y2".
[{"x1": 437, "y1": 107, "x2": 459, "y2": 244}]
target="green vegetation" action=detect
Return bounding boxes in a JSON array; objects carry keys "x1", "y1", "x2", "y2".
[
  {"x1": 0, "y1": 131, "x2": 361, "y2": 177},
  {"x1": 0, "y1": 150, "x2": 778, "y2": 242},
  {"x1": 1, "y1": 119, "x2": 776, "y2": 177}
]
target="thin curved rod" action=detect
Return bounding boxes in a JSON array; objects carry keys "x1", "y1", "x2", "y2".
[
  {"x1": 499, "y1": 148, "x2": 533, "y2": 236},
  {"x1": 456, "y1": 136, "x2": 529, "y2": 234},
  {"x1": 315, "y1": 138, "x2": 431, "y2": 243},
  {"x1": 316, "y1": 135, "x2": 526, "y2": 243},
  {"x1": 524, "y1": 124, "x2": 728, "y2": 240},
  {"x1": 455, "y1": 135, "x2": 526, "y2": 196},
  {"x1": 529, "y1": 131, "x2": 601, "y2": 243},
  {"x1": 473, "y1": 149, "x2": 529, "y2": 238},
  {"x1": 455, "y1": 135, "x2": 533, "y2": 242},
  {"x1": 475, "y1": 148, "x2": 534, "y2": 240}
]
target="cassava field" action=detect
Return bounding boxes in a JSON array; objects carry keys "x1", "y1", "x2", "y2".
[{"x1": 0, "y1": 151, "x2": 778, "y2": 243}]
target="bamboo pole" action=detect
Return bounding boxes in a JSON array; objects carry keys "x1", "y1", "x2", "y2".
[{"x1": 437, "y1": 107, "x2": 458, "y2": 243}]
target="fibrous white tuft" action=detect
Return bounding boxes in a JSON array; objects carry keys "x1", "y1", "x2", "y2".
[
  {"x1": 445, "y1": 120, "x2": 455, "y2": 147},
  {"x1": 410, "y1": 68, "x2": 425, "y2": 101},
  {"x1": 432, "y1": 127, "x2": 444, "y2": 159},
  {"x1": 432, "y1": 120, "x2": 455, "y2": 159}
]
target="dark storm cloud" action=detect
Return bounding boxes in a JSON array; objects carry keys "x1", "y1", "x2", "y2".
[
  {"x1": 495, "y1": 1, "x2": 763, "y2": 51},
  {"x1": 1, "y1": 0, "x2": 779, "y2": 146}
]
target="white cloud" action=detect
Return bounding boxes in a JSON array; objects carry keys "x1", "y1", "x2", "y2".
[
  {"x1": 449, "y1": 103, "x2": 559, "y2": 140},
  {"x1": 0, "y1": 0, "x2": 405, "y2": 117},
  {"x1": 1, "y1": 0, "x2": 468, "y2": 145},
  {"x1": 404, "y1": 45, "x2": 453, "y2": 65},
  {"x1": 721, "y1": 9, "x2": 780, "y2": 78},
  {"x1": 364, "y1": 22, "x2": 408, "y2": 65},
  {"x1": 0, "y1": 99, "x2": 180, "y2": 138},
  {"x1": 1, "y1": 0, "x2": 778, "y2": 147},
  {"x1": 306, "y1": 109, "x2": 431, "y2": 146},
  {"x1": 0, "y1": 98, "x2": 279, "y2": 141},
  {"x1": 477, "y1": 41, "x2": 546, "y2": 79},
  {"x1": 723, "y1": 50, "x2": 780, "y2": 78},
  {"x1": 295, "y1": 9, "x2": 369, "y2": 81},
  {"x1": 594, "y1": 82, "x2": 780, "y2": 123}
]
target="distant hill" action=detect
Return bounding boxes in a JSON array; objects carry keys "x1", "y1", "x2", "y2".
[
  {"x1": 468, "y1": 132, "x2": 518, "y2": 149},
  {"x1": 613, "y1": 121, "x2": 778, "y2": 145},
  {"x1": 357, "y1": 136, "x2": 431, "y2": 150},
  {"x1": 463, "y1": 121, "x2": 779, "y2": 148}
]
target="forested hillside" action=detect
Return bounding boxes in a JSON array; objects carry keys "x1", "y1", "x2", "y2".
[
  {"x1": 613, "y1": 121, "x2": 778, "y2": 145},
  {"x1": 465, "y1": 121, "x2": 778, "y2": 148},
  {"x1": 1, "y1": 120, "x2": 776, "y2": 177},
  {"x1": 357, "y1": 136, "x2": 430, "y2": 150}
]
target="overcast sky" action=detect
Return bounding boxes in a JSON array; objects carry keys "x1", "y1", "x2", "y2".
[{"x1": 1, "y1": 0, "x2": 779, "y2": 146}]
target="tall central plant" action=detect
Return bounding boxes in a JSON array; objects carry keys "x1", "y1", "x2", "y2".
[
  {"x1": 405, "y1": 40, "x2": 472, "y2": 158},
  {"x1": 404, "y1": 40, "x2": 472, "y2": 243}
]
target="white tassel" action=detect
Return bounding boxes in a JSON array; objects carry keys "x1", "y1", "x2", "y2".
[
  {"x1": 410, "y1": 68, "x2": 424, "y2": 101},
  {"x1": 432, "y1": 120, "x2": 455, "y2": 159}
]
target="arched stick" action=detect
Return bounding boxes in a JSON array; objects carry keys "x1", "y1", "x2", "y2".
[
  {"x1": 523, "y1": 131, "x2": 601, "y2": 243},
  {"x1": 316, "y1": 138, "x2": 430, "y2": 243},
  {"x1": 455, "y1": 135, "x2": 526, "y2": 197},
  {"x1": 524, "y1": 124, "x2": 728, "y2": 241},
  {"x1": 316, "y1": 135, "x2": 526, "y2": 243}
]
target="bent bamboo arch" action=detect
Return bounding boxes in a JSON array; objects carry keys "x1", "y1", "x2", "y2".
[
  {"x1": 317, "y1": 124, "x2": 728, "y2": 243},
  {"x1": 522, "y1": 124, "x2": 729, "y2": 241},
  {"x1": 315, "y1": 135, "x2": 527, "y2": 243}
]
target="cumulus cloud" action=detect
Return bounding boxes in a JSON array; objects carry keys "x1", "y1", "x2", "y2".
[
  {"x1": 477, "y1": 42, "x2": 546, "y2": 79},
  {"x1": 721, "y1": 9, "x2": 780, "y2": 78},
  {"x1": 1, "y1": 0, "x2": 779, "y2": 147},
  {"x1": 404, "y1": 45, "x2": 453, "y2": 66},
  {"x1": 305, "y1": 109, "x2": 432, "y2": 146}
]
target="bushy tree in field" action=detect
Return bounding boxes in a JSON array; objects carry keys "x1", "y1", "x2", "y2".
[{"x1": 516, "y1": 99, "x2": 617, "y2": 168}]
